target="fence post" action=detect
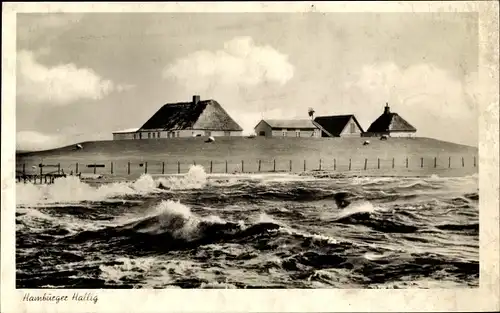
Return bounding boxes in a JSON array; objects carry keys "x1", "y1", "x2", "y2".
[
  {"x1": 448, "y1": 157, "x2": 451, "y2": 168},
  {"x1": 334, "y1": 158, "x2": 336, "y2": 171},
  {"x1": 289, "y1": 160, "x2": 292, "y2": 172},
  {"x1": 76, "y1": 162, "x2": 79, "y2": 174},
  {"x1": 210, "y1": 161, "x2": 213, "y2": 174},
  {"x1": 40, "y1": 165, "x2": 43, "y2": 184},
  {"x1": 23, "y1": 164, "x2": 26, "y2": 183},
  {"x1": 57, "y1": 163, "x2": 61, "y2": 175},
  {"x1": 474, "y1": 156, "x2": 476, "y2": 167},
  {"x1": 194, "y1": 161, "x2": 196, "y2": 166},
  {"x1": 258, "y1": 160, "x2": 261, "y2": 172},
  {"x1": 377, "y1": 158, "x2": 380, "y2": 169},
  {"x1": 349, "y1": 159, "x2": 351, "y2": 171},
  {"x1": 225, "y1": 160, "x2": 228, "y2": 173},
  {"x1": 434, "y1": 157, "x2": 437, "y2": 168},
  {"x1": 162, "y1": 162, "x2": 165, "y2": 174},
  {"x1": 273, "y1": 159, "x2": 276, "y2": 172},
  {"x1": 241, "y1": 160, "x2": 244, "y2": 173},
  {"x1": 392, "y1": 158, "x2": 395, "y2": 169},
  {"x1": 111, "y1": 162, "x2": 114, "y2": 174},
  {"x1": 303, "y1": 160, "x2": 306, "y2": 172},
  {"x1": 145, "y1": 162, "x2": 148, "y2": 174},
  {"x1": 128, "y1": 162, "x2": 131, "y2": 175},
  {"x1": 364, "y1": 159, "x2": 367, "y2": 170},
  {"x1": 462, "y1": 157, "x2": 464, "y2": 167},
  {"x1": 406, "y1": 157, "x2": 408, "y2": 168},
  {"x1": 178, "y1": 161, "x2": 180, "y2": 174},
  {"x1": 94, "y1": 163, "x2": 97, "y2": 174},
  {"x1": 420, "y1": 158, "x2": 423, "y2": 168},
  {"x1": 319, "y1": 159, "x2": 322, "y2": 171}
]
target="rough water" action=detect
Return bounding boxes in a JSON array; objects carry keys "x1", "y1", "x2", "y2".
[{"x1": 16, "y1": 166, "x2": 479, "y2": 289}]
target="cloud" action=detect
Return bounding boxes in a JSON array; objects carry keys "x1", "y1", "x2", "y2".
[
  {"x1": 16, "y1": 131, "x2": 64, "y2": 152},
  {"x1": 17, "y1": 50, "x2": 132, "y2": 105},
  {"x1": 163, "y1": 36, "x2": 295, "y2": 92},
  {"x1": 343, "y1": 62, "x2": 478, "y2": 146}
]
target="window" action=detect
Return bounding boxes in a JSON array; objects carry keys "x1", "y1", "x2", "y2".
[
  {"x1": 157, "y1": 132, "x2": 161, "y2": 138},
  {"x1": 139, "y1": 133, "x2": 142, "y2": 139},
  {"x1": 282, "y1": 129, "x2": 287, "y2": 137},
  {"x1": 133, "y1": 134, "x2": 136, "y2": 139},
  {"x1": 295, "y1": 129, "x2": 301, "y2": 137},
  {"x1": 224, "y1": 131, "x2": 230, "y2": 136},
  {"x1": 176, "y1": 131, "x2": 180, "y2": 137},
  {"x1": 350, "y1": 123, "x2": 356, "y2": 134},
  {"x1": 152, "y1": 133, "x2": 156, "y2": 138},
  {"x1": 148, "y1": 133, "x2": 151, "y2": 139},
  {"x1": 259, "y1": 131, "x2": 266, "y2": 136}
]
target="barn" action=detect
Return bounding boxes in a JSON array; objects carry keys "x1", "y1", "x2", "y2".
[
  {"x1": 363, "y1": 103, "x2": 417, "y2": 138},
  {"x1": 313, "y1": 115, "x2": 364, "y2": 137},
  {"x1": 254, "y1": 119, "x2": 322, "y2": 137},
  {"x1": 112, "y1": 95, "x2": 243, "y2": 140}
]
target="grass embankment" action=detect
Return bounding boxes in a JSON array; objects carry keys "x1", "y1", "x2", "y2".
[{"x1": 16, "y1": 137, "x2": 478, "y2": 178}]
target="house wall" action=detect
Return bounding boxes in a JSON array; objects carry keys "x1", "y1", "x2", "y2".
[
  {"x1": 339, "y1": 117, "x2": 363, "y2": 137},
  {"x1": 112, "y1": 132, "x2": 137, "y2": 140},
  {"x1": 362, "y1": 131, "x2": 416, "y2": 138},
  {"x1": 271, "y1": 128, "x2": 321, "y2": 138},
  {"x1": 125, "y1": 129, "x2": 242, "y2": 139}
]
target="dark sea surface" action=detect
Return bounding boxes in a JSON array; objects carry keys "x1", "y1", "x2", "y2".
[{"x1": 16, "y1": 166, "x2": 479, "y2": 289}]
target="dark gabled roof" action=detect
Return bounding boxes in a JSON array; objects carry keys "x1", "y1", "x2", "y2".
[
  {"x1": 366, "y1": 112, "x2": 417, "y2": 133},
  {"x1": 313, "y1": 115, "x2": 364, "y2": 136},
  {"x1": 139, "y1": 99, "x2": 243, "y2": 131},
  {"x1": 257, "y1": 119, "x2": 318, "y2": 130}
]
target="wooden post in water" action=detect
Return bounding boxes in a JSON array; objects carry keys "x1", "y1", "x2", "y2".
[
  {"x1": 258, "y1": 160, "x2": 262, "y2": 172},
  {"x1": 111, "y1": 162, "x2": 114, "y2": 174},
  {"x1": 162, "y1": 162, "x2": 165, "y2": 174},
  {"x1": 462, "y1": 157, "x2": 464, "y2": 167},
  {"x1": 127, "y1": 162, "x2": 131, "y2": 175},
  {"x1": 364, "y1": 159, "x2": 367, "y2": 170},
  {"x1": 349, "y1": 159, "x2": 352, "y2": 171},
  {"x1": 210, "y1": 161, "x2": 213, "y2": 174},
  {"x1": 289, "y1": 160, "x2": 292, "y2": 172}
]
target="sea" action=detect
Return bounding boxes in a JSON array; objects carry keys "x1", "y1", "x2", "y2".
[{"x1": 16, "y1": 165, "x2": 479, "y2": 289}]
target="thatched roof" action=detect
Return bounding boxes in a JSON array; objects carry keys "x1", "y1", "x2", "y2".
[
  {"x1": 366, "y1": 104, "x2": 416, "y2": 133},
  {"x1": 313, "y1": 115, "x2": 364, "y2": 136},
  {"x1": 258, "y1": 119, "x2": 318, "y2": 130},
  {"x1": 139, "y1": 98, "x2": 243, "y2": 131}
]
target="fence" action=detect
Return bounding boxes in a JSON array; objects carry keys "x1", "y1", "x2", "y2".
[{"x1": 16, "y1": 155, "x2": 478, "y2": 184}]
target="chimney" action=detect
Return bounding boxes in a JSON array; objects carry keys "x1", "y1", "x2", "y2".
[
  {"x1": 192, "y1": 95, "x2": 200, "y2": 105},
  {"x1": 384, "y1": 102, "x2": 390, "y2": 115}
]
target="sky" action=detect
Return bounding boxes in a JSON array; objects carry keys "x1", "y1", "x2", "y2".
[{"x1": 16, "y1": 12, "x2": 479, "y2": 151}]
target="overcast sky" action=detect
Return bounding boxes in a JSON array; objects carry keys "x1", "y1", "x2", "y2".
[{"x1": 16, "y1": 12, "x2": 478, "y2": 150}]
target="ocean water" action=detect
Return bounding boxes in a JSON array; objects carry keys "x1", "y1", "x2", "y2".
[{"x1": 16, "y1": 166, "x2": 479, "y2": 289}]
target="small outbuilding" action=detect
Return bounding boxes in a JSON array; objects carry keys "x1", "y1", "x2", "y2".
[
  {"x1": 254, "y1": 119, "x2": 321, "y2": 137},
  {"x1": 313, "y1": 115, "x2": 364, "y2": 137}
]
